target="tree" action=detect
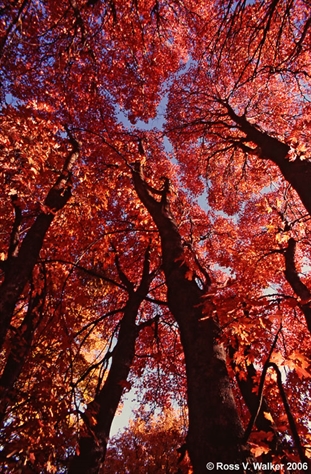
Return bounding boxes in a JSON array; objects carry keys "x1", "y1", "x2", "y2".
[
  {"x1": 0, "y1": 106, "x2": 80, "y2": 351},
  {"x1": 131, "y1": 162, "x2": 252, "y2": 471},
  {"x1": 1, "y1": 1, "x2": 311, "y2": 473},
  {"x1": 68, "y1": 246, "x2": 160, "y2": 473}
]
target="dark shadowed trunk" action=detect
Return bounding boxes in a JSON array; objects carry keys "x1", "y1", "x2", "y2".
[
  {"x1": 69, "y1": 248, "x2": 155, "y2": 474},
  {"x1": 132, "y1": 162, "x2": 252, "y2": 473},
  {"x1": 0, "y1": 280, "x2": 45, "y2": 426},
  {"x1": 223, "y1": 102, "x2": 311, "y2": 217},
  {"x1": 0, "y1": 134, "x2": 79, "y2": 352},
  {"x1": 283, "y1": 237, "x2": 311, "y2": 333}
]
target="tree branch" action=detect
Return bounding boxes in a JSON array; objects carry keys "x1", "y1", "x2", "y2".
[{"x1": 283, "y1": 238, "x2": 311, "y2": 333}]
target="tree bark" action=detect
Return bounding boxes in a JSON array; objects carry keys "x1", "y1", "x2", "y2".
[
  {"x1": 0, "y1": 283, "x2": 45, "y2": 425},
  {"x1": 283, "y1": 237, "x2": 311, "y2": 333},
  {"x1": 223, "y1": 102, "x2": 311, "y2": 217},
  {"x1": 69, "y1": 248, "x2": 155, "y2": 474},
  {"x1": 0, "y1": 135, "x2": 79, "y2": 351},
  {"x1": 132, "y1": 163, "x2": 252, "y2": 473}
]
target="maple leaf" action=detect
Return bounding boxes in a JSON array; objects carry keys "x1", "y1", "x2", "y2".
[
  {"x1": 250, "y1": 443, "x2": 270, "y2": 458},
  {"x1": 263, "y1": 411, "x2": 274, "y2": 424}
]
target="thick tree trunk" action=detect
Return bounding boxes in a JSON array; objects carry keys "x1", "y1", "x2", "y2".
[
  {"x1": 69, "y1": 249, "x2": 153, "y2": 474},
  {"x1": 132, "y1": 163, "x2": 252, "y2": 473},
  {"x1": 183, "y1": 317, "x2": 248, "y2": 472}
]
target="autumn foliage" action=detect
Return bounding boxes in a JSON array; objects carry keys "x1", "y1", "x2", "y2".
[
  {"x1": 1, "y1": 0, "x2": 311, "y2": 473},
  {"x1": 104, "y1": 407, "x2": 191, "y2": 473}
]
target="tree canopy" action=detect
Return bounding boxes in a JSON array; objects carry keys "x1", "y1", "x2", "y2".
[{"x1": 1, "y1": 0, "x2": 311, "y2": 473}]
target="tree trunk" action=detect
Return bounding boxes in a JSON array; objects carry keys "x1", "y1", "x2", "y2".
[
  {"x1": 0, "y1": 285, "x2": 45, "y2": 425},
  {"x1": 224, "y1": 102, "x2": 311, "y2": 217},
  {"x1": 283, "y1": 237, "x2": 311, "y2": 333},
  {"x1": 132, "y1": 163, "x2": 252, "y2": 473},
  {"x1": 69, "y1": 248, "x2": 154, "y2": 474},
  {"x1": 0, "y1": 137, "x2": 79, "y2": 351}
]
